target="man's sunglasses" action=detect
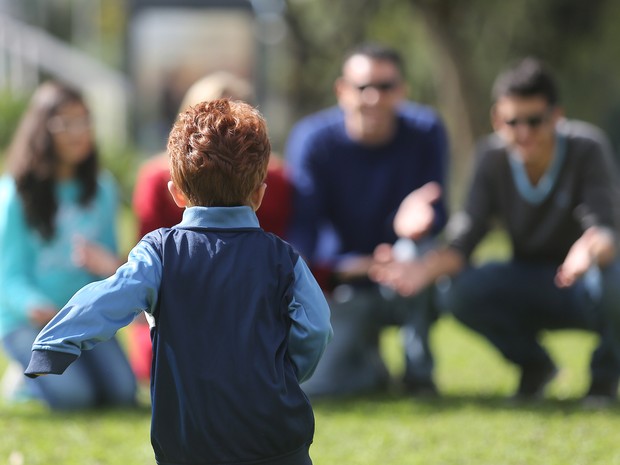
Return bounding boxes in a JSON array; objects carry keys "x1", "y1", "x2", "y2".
[
  {"x1": 347, "y1": 80, "x2": 401, "y2": 92},
  {"x1": 504, "y1": 112, "x2": 551, "y2": 129}
]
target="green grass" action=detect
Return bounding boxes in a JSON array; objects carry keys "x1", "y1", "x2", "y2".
[
  {"x1": 2, "y1": 319, "x2": 620, "y2": 465},
  {"x1": 311, "y1": 321, "x2": 620, "y2": 465},
  {"x1": 3, "y1": 228, "x2": 620, "y2": 464}
]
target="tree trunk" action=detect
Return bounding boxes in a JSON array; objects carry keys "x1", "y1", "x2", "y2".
[{"x1": 413, "y1": 4, "x2": 485, "y2": 198}]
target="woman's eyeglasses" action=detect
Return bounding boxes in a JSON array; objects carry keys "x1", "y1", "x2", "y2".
[{"x1": 47, "y1": 116, "x2": 91, "y2": 135}]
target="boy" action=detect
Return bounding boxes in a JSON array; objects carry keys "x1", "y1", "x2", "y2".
[{"x1": 25, "y1": 99, "x2": 333, "y2": 465}]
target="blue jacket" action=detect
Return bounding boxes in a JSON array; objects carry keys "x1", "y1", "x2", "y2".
[{"x1": 26, "y1": 206, "x2": 332, "y2": 465}]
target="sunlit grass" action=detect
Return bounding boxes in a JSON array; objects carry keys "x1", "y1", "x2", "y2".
[
  {"x1": 3, "y1": 224, "x2": 620, "y2": 464},
  {"x1": 3, "y1": 318, "x2": 620, "y2": 465},
  {"x1": 311, "y1": 319, "x2": 619, "y2": 465}
]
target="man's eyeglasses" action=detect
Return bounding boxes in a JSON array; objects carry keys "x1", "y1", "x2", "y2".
[
  {"x1": 347, "y1": 80, "x2": 401, "y2": 93},
  {"x1": 504, "y1": 112, "x2": 551, "y2": 129}
]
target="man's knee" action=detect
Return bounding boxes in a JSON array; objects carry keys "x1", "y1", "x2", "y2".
[
  {"x1": 38, "y1": 378, "x2": 98, "y2": 410},
  {"x1": 444, "y1": 271, "x2": 487, "y2": 323}
]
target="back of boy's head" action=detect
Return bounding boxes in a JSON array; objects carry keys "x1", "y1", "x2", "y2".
[{"x1": 167, "y1": 98, "x2": 270, "y2": 207}]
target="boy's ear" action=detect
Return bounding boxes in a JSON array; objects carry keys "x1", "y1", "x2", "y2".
[
  {"x1": 168, "y1": 181, "x2": 189, "y2": 208},
  {"x1": 250, "y1": 183, "x2": 267, "y2": 211}
]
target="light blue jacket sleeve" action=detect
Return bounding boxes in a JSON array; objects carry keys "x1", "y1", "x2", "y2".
[
  {"x1": 288, "y1": 257, "x2": 333, "y2": 383},
  {"x1": 25, "y1": 240, "x2": 162, "y2": 375},
  {"x1": 0, "y1": 178, "x2": 54, "y2": 321}
]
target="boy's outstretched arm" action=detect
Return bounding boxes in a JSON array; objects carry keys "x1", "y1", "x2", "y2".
[
  {"x1": 287, "y1": 257, "x2": 333, "y2": 383},
  {"x1": 25, "y1": 241, "x2": 162, "y2": 378}
]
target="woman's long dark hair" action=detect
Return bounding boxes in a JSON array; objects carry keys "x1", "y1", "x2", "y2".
[{"x1": 6, "y1": 81, "x2": 98, "y2": 240}]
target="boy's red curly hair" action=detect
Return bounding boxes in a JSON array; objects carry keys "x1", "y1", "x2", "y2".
[{"x1": 167, "y1": 98, "x2": 270, "y2": 207}]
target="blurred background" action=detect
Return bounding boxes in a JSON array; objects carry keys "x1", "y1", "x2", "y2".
[{"x1": 1, "y1": 0, "x2": 620, "y2": 212}]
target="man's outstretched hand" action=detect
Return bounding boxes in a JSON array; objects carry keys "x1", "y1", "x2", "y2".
[{"x1": 393, "y1": 182, "x2": 442, "y2": 240}]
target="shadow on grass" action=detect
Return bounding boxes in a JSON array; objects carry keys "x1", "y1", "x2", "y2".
[
  {"x1": 309, "y1": 389, "x2": 620, "y2": 416},
  {"x1": 0, "y1": 398, "x2": 152, "y2": 421}
]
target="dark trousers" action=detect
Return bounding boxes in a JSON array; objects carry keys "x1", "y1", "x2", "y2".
[
  {"x1": 447, "y1": 260, "x2": 620, "y2": 384},
  {"x1": 301, "y1": 283, "x2": 437, "y2": 397}
]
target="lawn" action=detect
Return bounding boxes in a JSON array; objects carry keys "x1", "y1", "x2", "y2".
[
  {"x1": 2, "y1": 318, "x2": 620, "y2": 465},
  {"x1": 2, "y1": 228, "x2": 620, "y2": 464}
]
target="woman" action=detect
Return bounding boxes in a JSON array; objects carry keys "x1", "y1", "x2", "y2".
[{"x1": 0, "y1": 81, "x2": 137, "y2": 410}]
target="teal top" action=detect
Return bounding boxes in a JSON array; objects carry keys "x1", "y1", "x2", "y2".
[{"x1": 0, "y1": 171, "x2": 118, "y2": 338}]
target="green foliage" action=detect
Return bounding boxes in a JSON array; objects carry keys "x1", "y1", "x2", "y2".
[
  {"x1": 3, "y1": 320, "x2": 620, "y2": 465},
  {"x1": 281, "y1": 0, "x2": 620, "y2": 179},
  {"x1": 99, "y1": 145, "x2": 141, "y2": 208},
  {"x1": 0, "y1": 89, "x2": 28, "y2": 154},
  {"x1": 98, "y1": 146, "x2": 143, "y2": 254}
]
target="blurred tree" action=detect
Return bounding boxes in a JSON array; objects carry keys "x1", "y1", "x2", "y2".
[
  {"x1": 281, "y1": 0, "x2": 620, "y2": 193},
  {"x1": 410, "y1": 0, "x2": 612, "y2": 135},
  {"x1": 282, "y1": 0, "x2": 386, "y2": 117},
  {"x1": 4, "y1": 0, "x2": 620, "y2": 173}
]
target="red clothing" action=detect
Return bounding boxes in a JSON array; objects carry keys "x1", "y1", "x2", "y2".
[
  {"x1": 259, "y1": 156, "x2": 293, "y2": 239},
  {"x1": 132, "y1": 154, "x2": 182, "y2": 239},
  {"x1": 129, "y1": 154, "x2": 293, "y2": 381},
  {"x1": 132, "y1": 154, "x2": 292, "y2": 239}
]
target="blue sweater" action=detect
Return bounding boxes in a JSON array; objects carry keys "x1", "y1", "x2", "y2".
[
  {"x1": 0, "y1": 172, "x2": 118, "y2": 338},
  {"x1": 285, "y1": 103, "x2": 449, "y2": 269},
  {"x1": 26, "y1": 206, "x2": 333, "y2": 465}
]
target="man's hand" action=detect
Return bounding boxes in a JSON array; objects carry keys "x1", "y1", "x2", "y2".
[
  {"x1": 555, "y1": 226, "x2": 616, "y2": 288},
  {"x1": 371, "y1": 243, "x2": 465, "y2": 297},
  {"x1": 369, "y1": 243, "x2": 432, "y2": 296},
  {"x1": 334, "y1": 255, "x2": 375, "y2": 282},
  {"x1": 393, "y1": 182, "x2": 442, "y2": 240}
]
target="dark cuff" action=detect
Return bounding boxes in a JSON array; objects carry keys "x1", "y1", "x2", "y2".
[{"x1": 24, "y1": 350, "x2": 78, "y2": 378}]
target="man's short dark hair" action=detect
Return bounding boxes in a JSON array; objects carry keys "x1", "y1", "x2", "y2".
[
  {"x1": 343, "y1": 42, "x2": 406, "y2": 78},
  {"x1": 492, "y1": 57, "x2": 559, "y2": 106}
]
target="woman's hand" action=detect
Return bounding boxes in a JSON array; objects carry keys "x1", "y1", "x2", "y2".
[
  {"x1": 29, "y1": 307, "x2": 58, "y2": 328},
  {"x1": 72, "y1": 236, "x2": 122, "y2": 278}
]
